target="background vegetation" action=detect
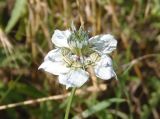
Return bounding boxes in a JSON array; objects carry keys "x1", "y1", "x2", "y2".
[{"x1": 0, "y1": 0, "x2": 160, "y2": 119}]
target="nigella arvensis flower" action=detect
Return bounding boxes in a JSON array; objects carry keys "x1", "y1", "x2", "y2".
[{"x1": 38, "y1": 27, "x2": 117, "y2": 89}]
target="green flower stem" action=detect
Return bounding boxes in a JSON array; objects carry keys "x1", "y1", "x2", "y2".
[{"x1": 64, "y1": 87, "x2": 76, "y2": 119}]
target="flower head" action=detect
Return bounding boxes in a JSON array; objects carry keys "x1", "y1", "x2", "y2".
[{"x1": 39, "y1": 27, "x2": 117, "y2": 89}]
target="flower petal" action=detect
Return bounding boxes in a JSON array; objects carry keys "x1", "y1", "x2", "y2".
[
  {"x1": 58, "y1": 69, "x2": 89, "y2": 88},
  {"x1": 51, "y1": 30, "x2": 71, "y2": 48},
  {"x1": 94, "y1": 66, "x2": 116, "y2": 80},
  {"x1": 89, "y1": 34, "x2": 117, "y2": 54},
  {"x1": 44, "y1": 48, "x2": 63, "y2": 62},
  {"x1": 96, "y1": 55, "x2": 112, "y2": 67},
  {"x1": 38, "y1": 60, "x2": 70, "y2": 75}
]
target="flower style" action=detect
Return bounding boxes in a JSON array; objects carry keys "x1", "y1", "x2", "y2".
[{"x1": 38, "y1": 27, "x2": 117, "y2": 89}]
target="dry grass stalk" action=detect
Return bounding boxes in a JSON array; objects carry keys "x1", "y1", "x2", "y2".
[
  {"x1": 0, "y1": 84, "x2": 107, "y2": 110},
  {"x1": 0, "y1": 28, "x2": 13, "y2": 54}
]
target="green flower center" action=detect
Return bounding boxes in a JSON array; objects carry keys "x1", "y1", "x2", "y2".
[
  {"x1": 61, "y1": 26, "x2": 101, "y2": 69},
  {"x1": 61, "y1": 48, "x2": 100, "y2": 69},
  {"x1": 67, "y1": 27, "x2": 92, "y2": 57}
]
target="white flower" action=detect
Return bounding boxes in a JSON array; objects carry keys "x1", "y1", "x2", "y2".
[
  {"x1": 51, "y1": 30, "x2": 71, "y2": 48},
  {"x1": 94, "y1": 55, "x2": 116, "y2": 80},
  {"x1": 39, "y1": 29, "x2": 117, "y2": 89},
  {"x1": 59, "y1": 69, "x2": 89, "y2": 89},
  {"x1": 88, "y1": 34, "x2": 117, "y2": 80},
  {"x1": 39, "y1": 49, "x2": 70, "y2": 75},
  {"x1": 39, "y1": 47, "x2": 89, "y2": 89},
  {"x1": 89, "y1": 34, "x2": 117, "y2": 54}
]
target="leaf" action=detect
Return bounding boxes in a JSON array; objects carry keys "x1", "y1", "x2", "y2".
[
  {"x1": 5, "y1": 0, "x2": 27, "y2": 33},
  {"x1": 72, "y1": 98, "x2": 125, "y2": 119}
]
